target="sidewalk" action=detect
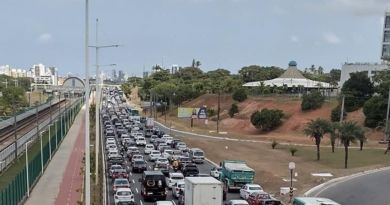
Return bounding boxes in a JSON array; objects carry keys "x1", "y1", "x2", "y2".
[{"x1": 25, "y1": 106, "x2": 86, "y2": 205}]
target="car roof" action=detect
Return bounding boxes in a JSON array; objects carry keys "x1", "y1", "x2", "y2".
[
  {"x1": 246, "y1": 184, "x2": 262, "y2": 187},
  {"x1": 169, "y1": 172, "x2": 184, "y2": 177},
  {"x1": 229, "y1": 200, "x2": 249, "y2": 204},
  {"x1": 116, "y1": 187, "x2": 131, "y2": 192},
  {"x1": 156, "y1": 201, "x2": 174, "y2": 205}
]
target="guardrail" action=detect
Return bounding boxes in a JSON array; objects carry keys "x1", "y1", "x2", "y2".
[{"x1": 0, "y1": 98, "x2": 84, "y2": 205}]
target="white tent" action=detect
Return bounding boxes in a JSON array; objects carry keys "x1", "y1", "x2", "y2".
[{"x1": 242, "y1": 61, "x2": 332, "y2": 88}]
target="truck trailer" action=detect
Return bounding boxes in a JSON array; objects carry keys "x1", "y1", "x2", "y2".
[{"x1": 184, "y1": 177, "x2": 223, "y2": 205}]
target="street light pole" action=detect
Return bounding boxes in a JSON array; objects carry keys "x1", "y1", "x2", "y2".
[
  {"x1": 288, "y1": 162, "x2": 296, "y2": 203},
  {"x1": 95, "y1": 18, "x2": 100, "y2": 185},
  {"x1": 84, "y1": 0, "x2": 91, "y2": 204}
]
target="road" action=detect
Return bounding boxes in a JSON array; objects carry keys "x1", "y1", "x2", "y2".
[
  {"x1": 310, "y1": 168, "x2": 390, "y2": 205},
  {"x1": 102, "y1": 105, "x2": 241, "y2": 205}
]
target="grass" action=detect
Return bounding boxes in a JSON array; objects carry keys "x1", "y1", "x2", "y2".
[{"x1": 279, "y1": 145, "x2": 390, "y2": 169}]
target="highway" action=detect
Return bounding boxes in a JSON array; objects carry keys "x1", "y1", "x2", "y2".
[{"x1": 310, "y1": 169, "x2": 390, "y2": 205}]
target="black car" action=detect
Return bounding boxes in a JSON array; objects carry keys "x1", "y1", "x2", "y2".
[
  {"x1": 139, "y1": 171, "x2": 167, "y2": 201},
  {"x1": 132, "y1": 159, "x2": 147, "y2": 173},
  {"x1": 108, "y1": 156, "x2": 124, "y2": 166},
  {"x1": 182, "y1": 163, "x2": 199, "y2": 177}
]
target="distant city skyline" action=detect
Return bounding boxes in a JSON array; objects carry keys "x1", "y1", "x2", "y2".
[{"x1": 1, "y1": 0, "x2": 389, "y2": 77}]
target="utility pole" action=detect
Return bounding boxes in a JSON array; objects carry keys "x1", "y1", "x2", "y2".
[
  {"x1": 149, "y1": 90, "x2": 153, "y2": 118},
  {"x1": 339, "y1": 95, "x2": 345, "y2": 123},
  {"x1": 84, "y1": 0, "x2": 91, "y2": 204},
  {"x1": 385, "y1": 87, "x2": 390, "y2": 154},
  {"x1": 95, "y1": 18, "x2": 100, "y2": 185},
  {"x1": 13, "y1": 105, "x2": 17, "y2": 160},
  {"x1": 216, "y1": 91, "x2": 221, "y2": 132}
]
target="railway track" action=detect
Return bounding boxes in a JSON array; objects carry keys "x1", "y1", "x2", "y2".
[{"x1": 0, "y1": 100, "x2": 69, "y2": 144}]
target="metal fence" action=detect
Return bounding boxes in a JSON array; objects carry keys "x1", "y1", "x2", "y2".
[{"x1": 0, "y1": 98, "x2": 83, "y2": 205}]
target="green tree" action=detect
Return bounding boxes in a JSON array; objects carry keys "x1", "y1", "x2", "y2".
[
  {"x1": 229, "y1": 103, "x2": 239, "y2": 118},
  {"x1": 363, "y1": 96, "x2": 387, "y2": 128},
  {"x1": 304, "y1": 118, "x2": 332, "y2": 160},
  {"x1": 330, "y1": 105, "x2": 347, "y2": 122},
  {"x1": 250, "y1": 108, "x2": 284, "y2": 131},
  {"x1": 329, "y1": 69, "x2": 341, "y2": 86},
  {"x1": 341, "y1": 72, "x2": 374, "y2": 112},
  {"x1": 338, "y1": 121, "x2": 363, "y2": 168},
  {"x1": 301, "y1": 91, "x2": 325, "y2": 111},
  {"x1": 150, "y1": 69, "x2": 170, "y2": 82},
  {"x1": 232, "y1": 87, "x2": 247, "y2": 102},
  {"x1": 238, "y1": 65, "x2": 284, "y2": 83}
]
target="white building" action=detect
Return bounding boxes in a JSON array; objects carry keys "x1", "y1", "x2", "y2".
[
  {"x1": 382, "y1": 12, "x2": 390, "y2": 59},
  {"x1": 29, "y1": 64, "x2": 58, "y2": 85},
  {"x1": 0, "y1": 65, "x2": 27, "y2": 77},
  {"x1": 339, "y1": 63, "x2": 388, "y2": 88}
]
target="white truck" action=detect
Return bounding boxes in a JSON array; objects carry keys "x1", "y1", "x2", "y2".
[{"x1": 184, "y1": 177, "x2": 223, "y2": 205}]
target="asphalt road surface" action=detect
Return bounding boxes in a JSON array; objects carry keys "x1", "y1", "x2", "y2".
[
  {"x1": 311, "y1": 169, "x2": 390, "y2": 205},
  {"x1": 103, "y1": 132, "x2": 241, "y2": 205}
]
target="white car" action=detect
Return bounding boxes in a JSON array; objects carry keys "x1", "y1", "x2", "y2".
[
  {"x1": 172, "y1": 180, "x2": 185, "y2": 199},
  {"x1": 136, "y1": 137, "x2": 146, "y2": 146},
  {"x1": 144, "y1": 144, "x2": 155, "y2": 154},
  {"x1": 162, "y1": 149, "x2": 174, "y2": 159},
  {"x1": 176, "y1": 142, "x2": 187, "y2": 151},
  {"x1": 114, "y1": 188, "x2": 134, "y2": 204},
  {"x1": 149, "y1": 151, "x2": 161, "y2": 161},
  {"x1": 131, "y1": 154, "x2": 144, "y2": 162},
  {"x1": 210, "y1": 167, "x2": 222, "y2": 178},
  {"x1": 167, "y1": 172, "x2": 184, "y2": 189},
  {"x1": 239, "y1": 184, "x2": 263, "y2": 200},
  {"x1": 227, "y1": 200, "x2": 249, "y2": 205},
  {"x1": 155, "y1": 157, "x2": 169, "y2": 166}
]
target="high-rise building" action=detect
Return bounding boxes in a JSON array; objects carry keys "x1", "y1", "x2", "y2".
[
  {"x1": 382, "y1": 12, "x2": 390, "y2": 59},
  {"x1": 118, "y1": 70, "x2": 125, "y2": 82},
  {"x1": 112, "y1": 69, "x2": 117, "y2": 81}
]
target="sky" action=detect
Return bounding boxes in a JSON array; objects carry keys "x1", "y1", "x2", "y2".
[{"x1": 1, "y1": 0, "x2": 389, "y2": 77}]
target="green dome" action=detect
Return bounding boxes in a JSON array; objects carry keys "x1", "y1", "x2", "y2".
[{"x1": 288, "y1": 61, "x2": 297, "y2": 67}]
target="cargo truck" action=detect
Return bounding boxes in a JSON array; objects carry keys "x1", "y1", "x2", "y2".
[
  {"x1": 184, "y1": 177, "x2": 223, "y2": 205},
  {"x1": 219, "y1": 160, "x2": 255, "y2": 192}
]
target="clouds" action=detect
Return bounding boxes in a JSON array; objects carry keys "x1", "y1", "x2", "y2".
[
  {"x1": 322, "y1": 32, "x2": 341, "y2": 44},
  {"x1": 290, "y1": 35, "x2": 299, "y2": 43},
  {"x1": 38, "y1": 33, "x2": 52, "y2": 43}
]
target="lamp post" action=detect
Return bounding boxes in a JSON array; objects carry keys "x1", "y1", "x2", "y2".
[
  {"x1": 25, "y1": 140, "x2": 33, "y2": 198},
  {"x1": 84, "y1": 0, "x2": 91, "y2": 204},
  {"x1": 288, "y1": 162, "x2": 296, "y2": 203},
  {"x1": 39, "y1": 131, "x2": 44, "y2": 174}
]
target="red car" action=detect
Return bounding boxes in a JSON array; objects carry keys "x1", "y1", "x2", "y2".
[
  {"x1": 247, "y1": 191, "x2": 282, "y2": 205},
  {"x1": 111, "y1": 168, "x2": 128, "y2": 179}
]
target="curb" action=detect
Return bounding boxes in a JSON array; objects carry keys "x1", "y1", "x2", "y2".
[{"x1": 304, "y1": 166, "x2": 390, "y2": 197}]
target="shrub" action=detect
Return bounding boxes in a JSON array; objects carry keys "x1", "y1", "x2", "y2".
[
  {"x1": 289, "y1": 147, "x2": 298, "y2": 156},
  {"x1": 232, "y1": 88, "x2": 248, "y2": 102},
  {"x1": 271, "y1": 140, "x2": 278, "y2": 149},
  {"x1": 301, "y1": 91, "x2": 325, "y2": 111},
  {"x1": 251, "y1": 108, "x2": 284, "y2": 131},
  {"x1": 363, "y1": 96, "x2": 387, "y2": 128},
  {"x1": 228, "y1": 103, "x2": 239, "y2": 118},
  {"x1": 331, "y1": 105, "x2": 347, "y2": 122}
]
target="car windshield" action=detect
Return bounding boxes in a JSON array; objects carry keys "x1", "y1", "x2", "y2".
[
  {"x1": 258, "y1": 194, "x2": 271, "y2": 199},
  {"x1": 115, "y1": 179, "x2": 129, "y2": 185},
  {"x1": 194, "y1": 151, "x2": 203, "y2": 156},
  {"x1": 171, "y1": 176, "x2": 183, "y2": 180},
  {"x1": 134, "y1": 161, "x2": 145, "y2": 165},
  {"x1": 158, "y1": 159, "x2": 168, "y2": 162},
  {"x1": 249, "y1": 186, "x2": 262, "y2": 190},
  {"x1": 117, "y1": 191, "x2": 131, "y2": 196}
]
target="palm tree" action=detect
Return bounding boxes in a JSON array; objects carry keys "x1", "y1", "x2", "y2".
[
  {"x1": 356, "y1": 127, "x2": 367, "y2": 151},
  {"x1": 329, "y1": 122, "x2": 339, "y2": 153},
  {"x1": 304, "y1": 118, "x2": 332, "y2": 160},
  {"x1": 338, "y1": 121, "x2": 361, "y2": 168}
]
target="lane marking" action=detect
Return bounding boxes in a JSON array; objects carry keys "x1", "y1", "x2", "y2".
[
  {"x1": 129, "y1": 172, "x2": 132, "y2": 176},
  {"x1": 136, "y1": 188, "x2": 139, "y2": 193},
  {"x1": 140, "y1": 200, "x2": 143, "y2": 205},
  {"x1": 172, "y1": 200, "x2": 177, "y2": 205},
  {"x1": 132, "y1": 179, "x2": 135, "y2": 184}
]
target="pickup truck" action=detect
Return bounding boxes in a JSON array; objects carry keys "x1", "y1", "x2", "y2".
[{"x1": 219, "y1": 160, "x2": 255, "y2": 192}]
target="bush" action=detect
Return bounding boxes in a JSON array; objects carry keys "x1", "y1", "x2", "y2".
[
  {"x1": 289, "y1": 147, "x2": 298, "y2": 156},
  {"x1": 363, "y1": 96, "x2": 387, "y2": 128},
  {"x1": 229, "y1": 103, "x2": 239, "y2": 118},
  {"x1": 271, "y1": 140, "x2": 278, "y2": 149},
  {"x1": 250, "y1": 108, "x2": 284, "y2": 131},
  {"x1": 232, "y1": 88, "x2": 248, "y2": 102},
  {"x1": 331, "y1": 105, "x2": 347, "y2": 122},
  {"x1": 301, "y1": 91, "x2": 325, "y2": 111}
]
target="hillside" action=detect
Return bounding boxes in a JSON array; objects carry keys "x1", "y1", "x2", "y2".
[{"x1": 183, "y1": 94, "x2": 383, "y2": 144}]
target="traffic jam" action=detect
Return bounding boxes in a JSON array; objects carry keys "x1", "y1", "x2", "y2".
[{"x1": 102, "y1": 88, "x2": 283, "y2": 205}]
